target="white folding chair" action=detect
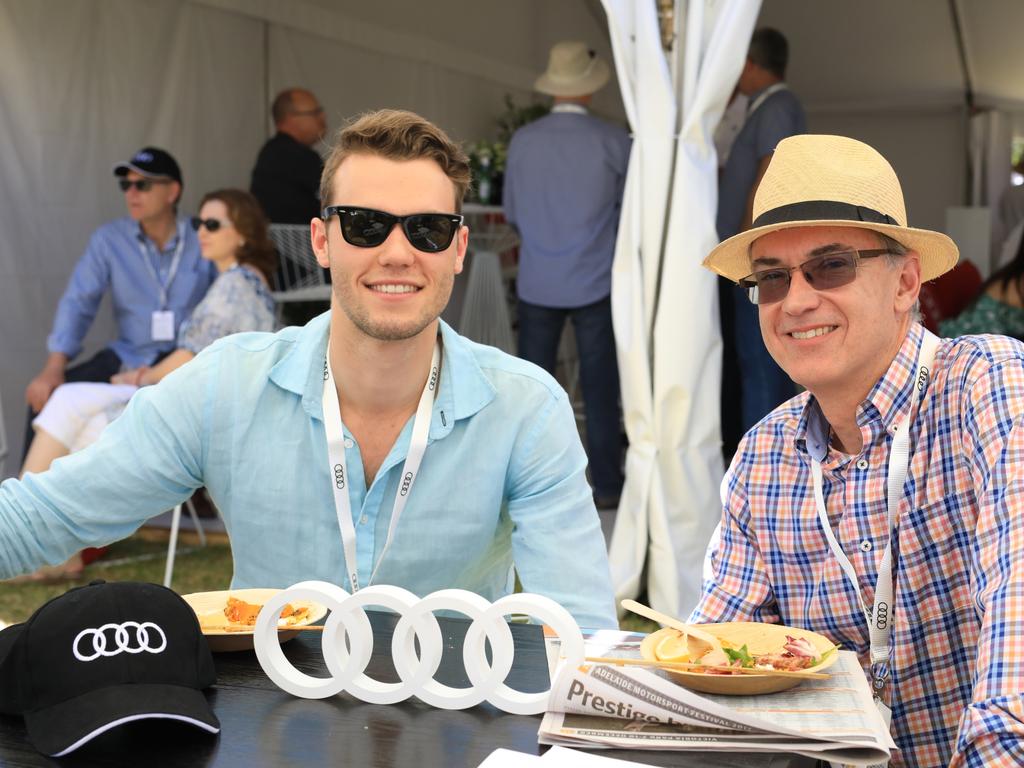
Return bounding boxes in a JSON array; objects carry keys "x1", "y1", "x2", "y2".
[
  {"x1": 163, "y1": 496, "x2": 209, "y2": 588},
  {"x1": 0, "y1": 392, "x2": 8, "y2": 474},
  {"x1": 268, "y1": 223, "x2": 330, "y2": 311}
]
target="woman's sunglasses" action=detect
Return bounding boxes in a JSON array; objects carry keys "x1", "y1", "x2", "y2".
[
  {"x1": 190, "y1": 217, "x2": 230, "y2": 233},
  {"x1": 739, "y1": 249, "x2": 891, "y2": 305},
  {"x1": 322, "y1": 205, "x2": 463, "y2": 253}
]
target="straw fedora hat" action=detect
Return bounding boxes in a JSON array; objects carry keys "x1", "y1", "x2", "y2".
[
  {"x1": 535, "y1": 41, "x2": 610, "y2": 97},
  {"x1": 704, "y1": 134, "x2": 959, "y2": 283}
]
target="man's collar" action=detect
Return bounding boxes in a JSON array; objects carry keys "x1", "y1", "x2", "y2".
[
  {"x1": 270, "y1": 313, "x2": 496, "y2": 436},
  {"x1": 135, "y1": 217, "x2": 184, "y2": 252},
  {"x1": 797, "y1": 323, "x2": 926, "y2": 459},
  {"x1": 552, "y1": 103, "x2": 589, "y2": 116}
]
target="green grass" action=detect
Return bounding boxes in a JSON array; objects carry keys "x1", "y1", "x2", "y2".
[{"x1": 0, "y1": 536, "x2": 234, "y2": 624}]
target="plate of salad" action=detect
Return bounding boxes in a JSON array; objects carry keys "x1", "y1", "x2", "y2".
[{"x1": 638, "y1": 622, "x2": 840, "y2": 695}]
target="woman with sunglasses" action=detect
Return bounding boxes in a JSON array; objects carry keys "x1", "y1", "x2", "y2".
[{"x1": 12, "y1": 189, "x2": 276, "y2": 582}]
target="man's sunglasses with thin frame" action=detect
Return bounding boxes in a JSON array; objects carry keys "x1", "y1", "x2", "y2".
[
  {"x1": 739, "y1": 248, "x2": 892, "y2": 305},
  {"x1": 190, "y1": 217, "x2": 230, "y2": 233},
  {"x1": 118, "y1": 178, "x2": 171, "y2": 193},
  {"x1": 322, "y1": 206, "x2": 464, "y2": 254}
]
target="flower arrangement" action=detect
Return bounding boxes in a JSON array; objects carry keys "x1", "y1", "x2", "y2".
[
  {"x1": 466, "y1": 95, "x2": 549, "y2": 205},
  {"x1": 467, "y1": 139, "x2": 507, "y2": 205}
]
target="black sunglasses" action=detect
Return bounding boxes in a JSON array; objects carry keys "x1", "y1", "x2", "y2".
[
  {"x1": 118, "y1": 178, "x2": 170, "y2": 192},
  {"x1": 739, "y1": 249, "x2": 891, "y2": 305},
  {"x1": 322, "y1": 206, "x2": 463, "y2": 253},
  {"x1": 189, "y1": 217, "x2": 230, "y2": 233}
]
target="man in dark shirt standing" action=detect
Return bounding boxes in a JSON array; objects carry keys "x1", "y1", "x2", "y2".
[{"x1": 250, "y1": 88, "x2": 327, "y2": 224}]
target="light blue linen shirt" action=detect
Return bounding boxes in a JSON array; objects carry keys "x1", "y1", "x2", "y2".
[
  {"x1": 2, "y1": 313, "x2": 616, "y2": 629},
  {"x1": 47, "y1": 216, "x2": 214, "y2": 368}
]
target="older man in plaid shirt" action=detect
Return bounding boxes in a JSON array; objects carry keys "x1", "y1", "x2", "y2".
[{"x1": 698, "y1": 134, "x2": 1024, "y2": 767}]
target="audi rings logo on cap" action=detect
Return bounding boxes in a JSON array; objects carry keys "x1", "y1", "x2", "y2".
[
  {"x1": 253, "y1": 583, "x2": 584, "y2": 715},
  {"x1": 72, "y1": 622, "x2": 168, "y2": 662}
]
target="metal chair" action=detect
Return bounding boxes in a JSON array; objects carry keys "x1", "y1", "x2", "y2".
[
  {"x1": 0, "y1": 392, "x2": 8, "y2": 475},
  {"x1": 163, "y1": 496, "x2": 210, "y2": 588},
  {"x1": 268, "y1": 223, "x2": 331, "y2": 307}
]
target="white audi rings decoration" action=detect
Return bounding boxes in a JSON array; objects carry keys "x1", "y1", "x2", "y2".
[
  {"x1": 73, "y1": 621, "x2": 168, "y2": 662},
  {"x1": 253, "y1": 582, "x2": 584, "y2": 715}
]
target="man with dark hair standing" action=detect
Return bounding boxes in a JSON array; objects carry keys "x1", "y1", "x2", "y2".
[
  {"x1": 23, "y1": 147, "x2": 212, "y2": 458},
  {"x1": 250, "y1": 88, "x2": 327, "y2": 224},
  {"x1": 718, "y1": 27, "x2": 806, "y2": 456},
  {"x1": 503, "y1": 41, "x2": 630, "y2": 509}
]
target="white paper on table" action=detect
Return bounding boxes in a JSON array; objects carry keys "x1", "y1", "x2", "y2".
[
  {"x1": 540, "y1": 745, "x2": 658, "y2": 766},
  {"x1": 477, "y1": 748, "x2": 544, "y2": 767}
]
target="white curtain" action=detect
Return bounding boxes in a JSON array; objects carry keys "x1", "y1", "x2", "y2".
[{"x1": 602, "y1": 0, "x2": 759, "y2": 618}]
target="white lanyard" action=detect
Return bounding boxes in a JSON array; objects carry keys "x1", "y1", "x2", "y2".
[
  {"x1": 746, "y1": 82, "x2": 788, "y2": 117},
  {"x1": 322, "y1": 338, "x2": 441, "y2": 591},
  {"x1": 812, "y1": 330, "x2": 939, "y2": 703},
  {"x1": 137, "y1": 221, "x2": 186, "y2": 310}
]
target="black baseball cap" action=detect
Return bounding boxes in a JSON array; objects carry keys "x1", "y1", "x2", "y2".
[
  {"x1": 0, "y1": 581, "x2": 219, "y2": 757},
  {"x1": 113, "y1": 146, "x2": 183, "y2": 184}
]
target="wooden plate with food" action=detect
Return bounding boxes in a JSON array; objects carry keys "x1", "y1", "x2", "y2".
[
  {"x1": 638, "y1": 622, "x2": 839, "y2": 695},
  {"x1": 183, "y1": 588, "x2": 327, "y2": 652}
]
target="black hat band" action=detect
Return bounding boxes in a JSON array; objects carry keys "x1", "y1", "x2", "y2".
[{"x1": 752, "y1": 200, "x2": 900, "y2": 229}]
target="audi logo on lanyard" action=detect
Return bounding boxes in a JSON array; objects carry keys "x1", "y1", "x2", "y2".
[
  {"x1": 253, "y1": 582, "x2": 584, "y2": 714},
  {"x1": 73, "y1": 621, "x2": 168, "y2": 662}
]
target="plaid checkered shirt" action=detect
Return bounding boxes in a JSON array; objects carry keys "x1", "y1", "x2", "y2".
[{"x1": 691, "y1": 323, "x2": 1024, "y2": 767}]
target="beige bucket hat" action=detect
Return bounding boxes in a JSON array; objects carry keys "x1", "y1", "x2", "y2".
[
  {"x1": 535, "y1": 41, "x2": 610, "y2": 97},
  {"x1": 704, "y1": 134, "x2": 959, "y2": 283}
]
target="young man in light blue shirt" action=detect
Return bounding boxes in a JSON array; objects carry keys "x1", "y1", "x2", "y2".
[
  {"x1": 23, "y1": 147, "x2": 214, "y2": 457},
  {"x1": 1, "y1": 111, "x2": 617, "y2": 630}
]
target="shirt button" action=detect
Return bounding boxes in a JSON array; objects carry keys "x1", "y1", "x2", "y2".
[
  {"x1": 344, "y1": 438, "x2": 354, "y2": 449},
  {"x1": 860, "y1": 539, "x2": 873, "y2": 552},
  {"x1": 359, "y1": 515, "x2": 368, "y2": 525},
  {"x1": 856, "y1": 458, "x2": 869, "y2": 470}
]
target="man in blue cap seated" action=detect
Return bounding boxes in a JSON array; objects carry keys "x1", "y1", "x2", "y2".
[
  {"x1": 0, "y1": 110, "x2": 616, "y2": 631},
  {"x1": 23, "y1": 147, "x2": 214, "y2": 459}
]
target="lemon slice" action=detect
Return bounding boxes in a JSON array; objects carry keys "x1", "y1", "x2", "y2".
[{"x1": 655, "y1": 631, "x2": 690, "y2": 662}]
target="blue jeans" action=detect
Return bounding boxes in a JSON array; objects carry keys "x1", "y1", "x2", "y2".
[
  {"x1": 732, "y1": 284, "x2": 794, "y2": 432},
  {"x1": 517, "y1": 297, "x2": 624, "y2": 499}
]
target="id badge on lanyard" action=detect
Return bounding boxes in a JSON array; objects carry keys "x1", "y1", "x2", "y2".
[
  {"x1": 321, "y1": 337, "x2": 441, "y2": 592},
  {"x1": 814, "y1": 331, "x2": 939, "y2": 768},
  {"x1": 140, "y1": 222, "x2": 185, "y2": 342}
]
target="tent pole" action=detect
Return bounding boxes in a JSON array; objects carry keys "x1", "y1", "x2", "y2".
[{"x1": 948, "y1": 0, "x2": 975, "y2": 205}]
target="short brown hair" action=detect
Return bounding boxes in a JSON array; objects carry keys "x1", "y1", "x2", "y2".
[
  {"x1": 319, "y1": 109, "x2": 471, "y2": 213},
  {"x1": 199, "y1": 189, "x2": 278, "y2": 283}
]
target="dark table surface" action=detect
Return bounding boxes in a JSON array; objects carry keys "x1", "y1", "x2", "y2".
[{"x1": 0, "y1": 612, "x2": 813, "y2": 767}]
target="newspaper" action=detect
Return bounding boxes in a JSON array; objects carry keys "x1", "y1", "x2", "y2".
[{"x1": 539, "y1": 632, "x2": 896, "y2": 767}]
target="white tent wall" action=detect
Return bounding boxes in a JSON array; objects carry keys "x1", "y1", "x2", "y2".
[
  {"x1": 807, "y1": 109, "x2": 967, "y2": 236},
  {"x1": 0, "y1": 0, "x2": 625, "y2": 478}
]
